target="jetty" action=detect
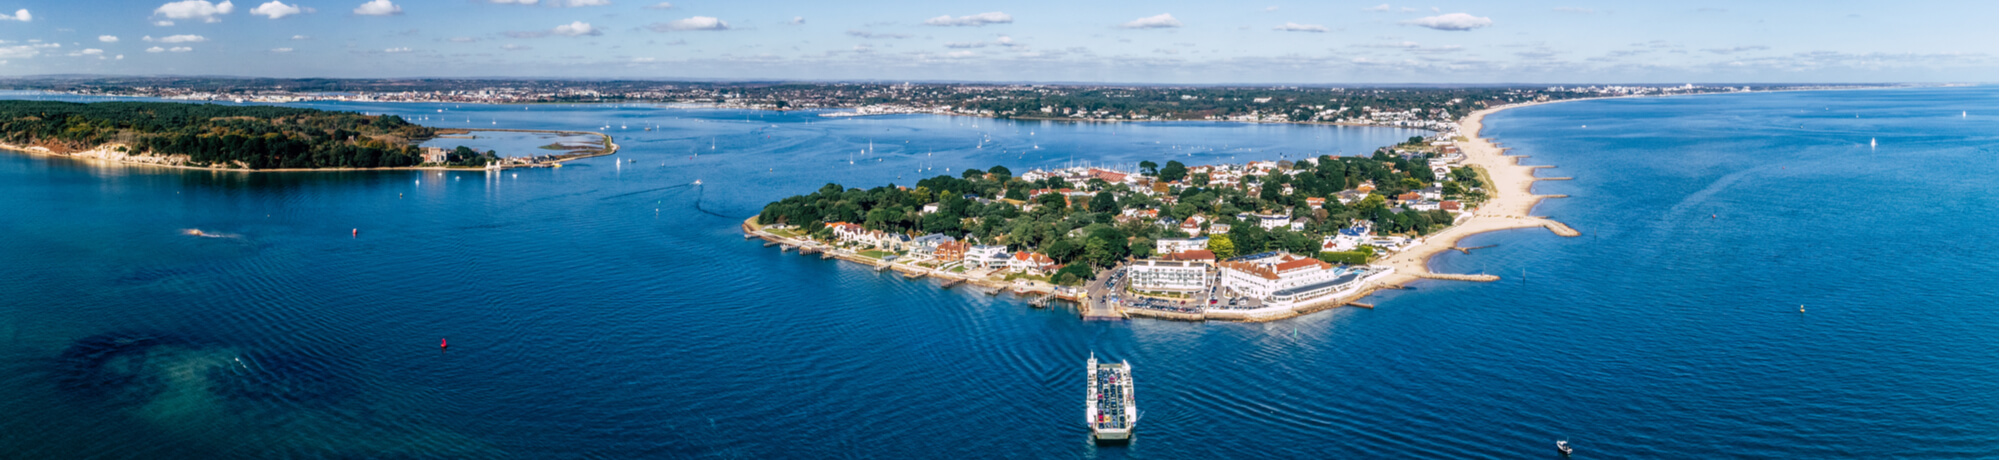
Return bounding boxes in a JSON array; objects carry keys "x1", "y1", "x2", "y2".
[
  {"x1": 1087, "y1": 353, "x2": 1137, "y2": 444},
  {"x1": 940, "y1": 278, "x2": 964, "y2": 289}
]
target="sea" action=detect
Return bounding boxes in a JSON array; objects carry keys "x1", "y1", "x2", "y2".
[{"x1": 0, "y1": 86, "x2": 1991, "y2": 459}]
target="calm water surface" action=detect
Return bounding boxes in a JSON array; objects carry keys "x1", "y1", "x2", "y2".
[{"x1": 0, "y1": 87, "x2": 1991, "y2": 458}]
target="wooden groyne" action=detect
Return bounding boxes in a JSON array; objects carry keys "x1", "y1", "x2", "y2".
[
  {"x1": 1543, "y1": 221, "x2": 1581, "y2": 237},
  {"x1": 1453, "y1": 244, "x2": 1497, "y2": 254},
  {"x1": 941, "y1": 278, "x2": 964, "y2": 289},
  {"x1": 1414, "y1": 273, "x2": 1501, "y2": 282},
  {"x1": 1346, "y1": 302, "x2": 1376, "y2": 309}
]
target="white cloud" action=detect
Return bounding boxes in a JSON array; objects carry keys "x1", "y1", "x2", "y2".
[
  {"x1": 1364, "y1": 4, "x2": 1390, "y2": 12},
  {"x1": 923, "y1": 12, "x2": 1011, "y2": 27},
  {"x1": 1274, "y1": 22, "x2": 1327, "y2": 33},
  {"x1": 1264, "y1": 6, "x2": 1278, "y2": 11},
  {"x1": 145, "y1": 34, "x2": 207, "y2": 43},
  {"x1": 0, "y1": 9, "x2": 27, "y2": 21},
  {"x1": 291, "y1": 34, "x2": 309, "y2": 40},
  {"x1": 155, "y1": 0, "x2": 233, "y2": 22},
  {"x1": 1402, "y1": 13, "x2": 1491, "y2": 31},
  {"x1": 945, "y1": 50, "x2": 975, "y2": 58},
  {"x1": 563, "y1": 0, "x2": 608, "y2": 6},
  {"x1": 490, "y1": 0, "x2": 537, "y2": 3},
  {"x1": 551, "y1": 21, "x2": 601, "y2": 36},
  {"x1": 353, "y1": 0, "x2": 401, "y2": 16},
  {"x1": 146, "y1": 46, "x2": 166, "y2": 53},
  {"x1": 944, "y1": 41, "x2": 985, "y2": 49},
  {"x1": 654, "y1": 16, "x2": 727, "y2": 31},
  {"x1": 788, "y1": 16, "x2": 804, "y2": 25},
  {"x1": 154, "y1": 20, "x2": 175, "y2": 26},
  {"x1": 0, "y1": 44, "x2": 41, "y2": 59},
  {"x1": 383, "y1": 46, "x2": 410, "y2": 53},
  {"x1": 846, "y1": 30, "x2": 909, "y2": 39},
  {"x1": 270, "y1": 47, "x2": 292, "y2": 52},
  {"x1": 1120, "y1": 13, "x2": 1181, "y2": 29},
  {"x1": 501, "y1": 44, "x2": 529, "y2": 50},
  {"x1": 642, "y1": 1, "x2": 671, "y2": 9},
  {"x1": 448, "y1": 36, "x2": 477, "y2": 42},
  {"x1": 250, "y1": 1, "x2": 304, "y2": 19},
  {"x1": 169, "y1": 46, "x2": 192, "y2": 52},
  {"x1": 1702, "y1": 45, "x2": 1769, "y2": 55},
  {"x1": 98, "y1": 35, "x2": 119, "y2": 43},
  {"x1": 69, "y1": 48, "x2": 106, "y2": 58}
]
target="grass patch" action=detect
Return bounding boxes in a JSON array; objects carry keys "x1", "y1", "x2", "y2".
[{"x1": 859, "y1": 250, "x2": 895, "y2": 259}]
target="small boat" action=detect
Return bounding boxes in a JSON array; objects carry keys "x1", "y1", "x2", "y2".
[
  {"x1": 1870, "y1": 138, "x2": 1877, "y2": 148},
  {"x1": 1556, "y1": 440, "x2": 1573, "y2": 456}
]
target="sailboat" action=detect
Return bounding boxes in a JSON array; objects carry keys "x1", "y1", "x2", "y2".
[{"x1": 1870, "y1": 138, "x2": 1877, "y2": 148}]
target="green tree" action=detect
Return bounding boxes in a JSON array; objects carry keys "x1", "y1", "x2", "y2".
[
  {"x1": 1207, "y1": 234, "x2": 1236, "y2": 259},
  {"x1": 1138, "y1": 160, "x2": 1158, "y2": 176},
  {"x1": 1159, "y1": 160, "x2": 1188, "y2": 182},
  {"x1": 1089, "y1": 191, "x2": 1119, "y2": 213}
]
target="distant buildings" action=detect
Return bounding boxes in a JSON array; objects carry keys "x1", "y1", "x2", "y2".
[
  {"x1": 1155, "y1": 237, "x2": 1210, "y2": 255},
  {"x1": 1218, "y1": 252, "x2": 1382, "y2": 309},
  {"x1": 964, "y1": 245, "x2": 1009, "y2": 269}
]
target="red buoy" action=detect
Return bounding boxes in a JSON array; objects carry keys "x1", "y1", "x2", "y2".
[
  {"x1": 353, "y1": 228, "x2": 359, "y2": 237},
  {"x1": 441, "y1": 338, "x2": 448, "y2": 349}
]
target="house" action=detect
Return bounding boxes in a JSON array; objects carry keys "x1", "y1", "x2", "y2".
[
  {"x1": 1396, "y1": 192, "x2": 1424, "y2": 202},
  {"x1": 1127, "y1": 259, "x2": 1209, "y2": 293},
  {"x1": 1322, "y1": 226, "x2": 1370, "y2": 252},
  {"x1": 1155, "y1": 237, "x2": 1210, "y2": 255},
  {"x1": 921, "y1": 202, "x2": 941, "y2": 214},
  {"x1": 1088, "y1": 168, "x2": 1130, "y2": 184},
  {"x1": 1305, "y1": 197, "x2": 1325, "y2": 210},
  {"x1": 964, "y1": 245, "x2": 1010, "y2": 269},
  {"x1": 909, "y1": 234, "x2": 956, "y2": 256},
  {"x1": 1418, "y1": 185, "x2": 1443, "y2": 201},
  {"x1": 934, "y1": 240, "x2": 970, "y2": 262},
  {"x1": 1180, "y1": 217, "x2": 1204, "y2": 236},
  {"x1": 826, "y1": 222, "x2": 867, "y2": 242},
  {"x1": 1289, "y1": 221, "x2": 1306, "y2": 232},
  {"x1": 1208, "y1": 223, "x2": 1232, "y2": 234},
  {"x1": 1334, "y1": 190, "x2": 1368, "y2": 205},
  {"x1": 1355, "y1": 181, "x2": 1377, "y2": 193},
  {"x1": 1252, "y1": 213, "x2": 1291, "y2": 230},
  {"x1": 1007, "y1": 251, "x2": 1058, "y2": 274},
  {"x1": 1406, "y1": 200, "x2": 1440, "y2": 211}
]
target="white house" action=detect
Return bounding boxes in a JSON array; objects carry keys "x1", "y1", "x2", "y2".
[
  {"x1": 1007, "y1": 251, "x2": 1058, "y2": 274},
  {"x1": 964, "y1": 245, "x2": 1010, "y2": 269},
  {"x1": 1127, "y1": 259, "x2": 1208, "y2": 294},
  {"x1": 1155, "y1": 237, "x2": 1210, "y2": 255},
  {"x1": 1252, "y1": 213, "x2": 1291, "y2": 230},
  {"x1": 1218, "y1": 252, "x2": 1374, "y2": 309},
  {"x1": 1321, "y1": 226, "x2": 1370, "y2": 252},
  {"x1": 1406, "y1": 200, "x2": 1440, "y2": 212}
]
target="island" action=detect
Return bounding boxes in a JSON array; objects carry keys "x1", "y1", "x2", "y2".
[
  {"x1": 746, "y1": 100, "x2": 1579, "y2": 321},
  {"x1": 0, "y1": 100, "x2": 616, "y2": 171}
]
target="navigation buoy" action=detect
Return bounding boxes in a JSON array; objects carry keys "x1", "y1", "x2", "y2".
[
  {"x1": 1799, "y1": 305, "x2": 1805, "y2": 313},
  {"x1": 352, "y1": 228, "x2": 358, "y2": 237},
  {"x1": 441, "y1": 338, "x2": 448, "y2": 349}
]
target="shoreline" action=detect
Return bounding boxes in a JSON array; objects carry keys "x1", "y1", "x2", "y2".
[
  {"x1": 737, "y1": 97, "x2": 1589, "y2": 323},
  {"x1": 0, "y1": 128, "x2": 618, "y2": 173}
]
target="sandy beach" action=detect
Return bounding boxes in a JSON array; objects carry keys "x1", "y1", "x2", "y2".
[{"x1": 1339, "y1": 101, "x2": 1582, "y2": 300}]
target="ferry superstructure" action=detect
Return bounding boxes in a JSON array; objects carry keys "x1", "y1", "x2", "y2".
[{"x1": 1087, "y1": 353, "x2": 1137, "y2": 442}]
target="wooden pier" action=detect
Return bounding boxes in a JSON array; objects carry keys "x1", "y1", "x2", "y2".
[{"x1": 940, "y1": 278, "x2": 964, "y2": 289}]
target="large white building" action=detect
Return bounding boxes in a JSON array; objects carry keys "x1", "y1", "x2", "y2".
[
  {"x1": 1127, "y1": 259, "x2": 1208, "y2": 294},
  {"x1": 1155, "y1": 237, "x2": 1209, "y2": 255},
  {"x1": 1218, "y1": 252, "x2": 1386, "y2": 309}
]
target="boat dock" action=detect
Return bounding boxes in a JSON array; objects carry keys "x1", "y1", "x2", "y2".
[{"x1": 1087, "y1": 353, "x2": 1136, "y2": 443}]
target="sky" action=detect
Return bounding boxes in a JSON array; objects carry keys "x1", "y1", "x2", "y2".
[{"x1": 2, "y1": 0, "x2": 1994, "y2": 84}]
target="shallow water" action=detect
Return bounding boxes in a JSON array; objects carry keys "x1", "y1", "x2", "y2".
[{"x1": 0, "y1": 87, "x2": 1991, "y2": 458}]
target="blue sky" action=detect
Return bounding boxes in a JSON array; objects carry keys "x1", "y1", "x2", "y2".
[{"x1": 4, "y1": 0, "x2": 1994, "y2": 83}]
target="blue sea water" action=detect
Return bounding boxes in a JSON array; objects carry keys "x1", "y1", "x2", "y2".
[{"x1": 0, "y1": 87, "x2": 1991, "y2": 458}]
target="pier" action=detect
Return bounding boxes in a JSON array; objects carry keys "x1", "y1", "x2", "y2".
[
  {"x1": 1452, "y1": 244, "x2": 1497, "y2": 254},
  {"x1": 940, "y1": 278, "x2": 964, "y2": 289}
]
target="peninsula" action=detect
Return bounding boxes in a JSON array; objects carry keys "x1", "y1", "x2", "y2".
[
  {"x1": 745, "y1": 100, "x2": 1577, "y2": 320},
  {"x1": 0, "y1": 100, "x2": 616, "y2": 171}
]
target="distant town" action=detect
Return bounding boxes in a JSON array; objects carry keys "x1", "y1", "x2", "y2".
[{"x1": 4, "y1": 76, "x2": 1895, "y2": 130}]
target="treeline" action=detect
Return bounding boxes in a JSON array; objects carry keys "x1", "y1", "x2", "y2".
[{"x1": 0, "y1": 100, "x2": 437, "y2": 169}]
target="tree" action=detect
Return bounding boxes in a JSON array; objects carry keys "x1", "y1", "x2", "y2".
[
  {"x1": 1089, "y1": 191, "x2": 1119, "y2": 214},
  {"x1": 1138, "y1": 160, "x2": 1158, "y2": 176},
  {"x1": 1207, "y1": 234, "x2": 1236, "y2": 259},
  {"x1": 961, "y1": 167, "x2": 986, "y2": 179},
  {"x1": 987, "y1": 165, "x2": 1013, "y2": 181},
  {"x1": 1083, "y1": 238, "x2": 1115, "y2": 268},
  {"x1": 1159, "y1": 160, "x2": 1188, "y2": 182}
]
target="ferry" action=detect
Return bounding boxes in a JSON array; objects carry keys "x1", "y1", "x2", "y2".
[{"x1": 1087, "y1": 353, "x2": 1137, "y2": 443}]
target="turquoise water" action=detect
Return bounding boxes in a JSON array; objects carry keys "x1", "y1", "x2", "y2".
[{"x1": 0, "y1": 87, "x2": 1991, "y2": 458}]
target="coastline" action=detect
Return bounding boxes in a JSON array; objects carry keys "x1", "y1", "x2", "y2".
[{"x1": 0, "y1": 128, "x2": 618, "y2": 173}]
